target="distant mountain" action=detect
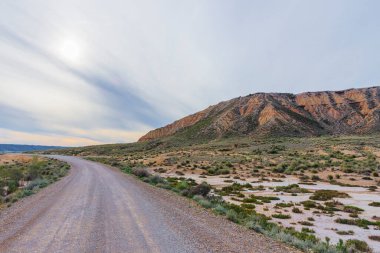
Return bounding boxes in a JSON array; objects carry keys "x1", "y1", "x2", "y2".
[
  {"x1": 0, "y1": 144, "x2": 65, "y2": 153},
  {"x1": 139, "y1": 86, "x2": 380, "y2": 142}
]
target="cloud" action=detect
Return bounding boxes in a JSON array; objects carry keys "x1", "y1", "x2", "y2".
[
  {"x1": 0, "y1": 0, "x2": 379, "y2": 145},
  {"x1": 0, "y1": 128, "x2": 146, "y2": 147}
]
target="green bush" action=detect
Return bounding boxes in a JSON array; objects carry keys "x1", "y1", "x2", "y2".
[
  {"x1": 241, "y1": 203, "x2": 255, "y2": 209},
  {"x1": 25, "y1": 178, "x2": 49, "y2": 190},
  {"x1": 345, "y1": 239, "x2": 371, "y2": 252},
  {"x1": 275, "y1": 184, "x2": 310, "y2": 194},
  {"x1": 301, "y1": 200, "x2": 319, "y2": 209},
  {"x1": 193, "y1": 195, "x2": 212, "y2": 209},
  {"x1": 272, "y1": 214, "x2": 291, "y2": 219},
  {"x1": 219, "y1": 183, "x2": 251, "y2": 195},
  {"x1": 148, "y1": 175, "x2": 165, "y2": 185},
  {"x1": 213, "y1": 204, "x2": 227, "y2": 215},
  {"x1": 369, "y1": 201, "x2": 380, "y2": 207},
  {"x1": 343, "y1": 205, "x2": 363, "y2": 214},
  {"x1": 335, "y1": 218, "x2": 380, "y2": 229},
  {"x1": 310, "y1": 190, "x2": 350, "y2": 201},
  {"x1": 298, "y1": 221, "x2": 313, "y2": 226},
  {"x1": 292, "y1": 207, "x2": 303, "y2": 213},
  {"x1": 275, "y1": 202, "x2": 294, "y2": 208},
  {"x1": 226, "y1": 209, "x2": 238, "y2": 222},
  {"x1": 336, "y1": 230, "x2": 354, "y2": 235}
]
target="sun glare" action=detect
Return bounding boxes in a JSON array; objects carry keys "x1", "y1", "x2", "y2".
[{"x1": 57, "y1": 37, "x2": 83, "y2": 65}]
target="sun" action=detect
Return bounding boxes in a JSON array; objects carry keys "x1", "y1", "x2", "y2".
[{"x1": 57, "y1": 37, "x2": 83, "y2": 65}]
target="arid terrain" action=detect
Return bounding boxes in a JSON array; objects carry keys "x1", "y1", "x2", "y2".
[
  {"x1": 140, "y1": 87, "x2": 380, "y2": 141},
  {"x1": 2, "y1": 0, "x2": 380, "y2": 251},
  {"x1": 2, "y1": 87, "x2": 380, "y2": 252},
  {"x1": 47, "y1": 134, "x2": 380, "y2": 252},
  {"x1": 0, "y1": 156, "x2": 297, "y2": 253},
  {"x1": 0, "y1": 154, "x2": 69, "y2": 210}
]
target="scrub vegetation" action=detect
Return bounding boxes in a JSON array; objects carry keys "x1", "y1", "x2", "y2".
[
  {"x1": 0, "y1": 155, "x2": 70, "y2": 207},
  {"x1": 41, "y1": 134, "x2": 380, "y2": 252}
]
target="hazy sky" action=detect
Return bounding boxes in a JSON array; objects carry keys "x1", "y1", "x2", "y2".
[{"x1": 0, "y1": 0, "x2": 379, "y2": 146}]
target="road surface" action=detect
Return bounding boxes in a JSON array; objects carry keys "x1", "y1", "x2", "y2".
[{"x1": 0, "y1": 156, "x2": 297, "y2": 253}]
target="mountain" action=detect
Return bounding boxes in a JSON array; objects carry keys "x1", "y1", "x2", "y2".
[
  {"x1": 0, "y1": 144, "x2": 65, "y2": 153},
  {"x1": 139, "y1": 86, "x2": 380, "y2": 142}
]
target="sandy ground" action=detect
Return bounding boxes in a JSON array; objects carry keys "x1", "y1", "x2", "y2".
[
  {"x1": 161, "y1": 172, "x2": 380, "y2": 251},
  {"x1": 0, "y1": 156, "x2": 298, "y2": 253},
  {"x1": 0, "y1": 154, "x2": 33, "y2": 165}
]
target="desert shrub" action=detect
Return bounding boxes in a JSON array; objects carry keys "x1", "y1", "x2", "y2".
[
  {"x1": 226, "y1": 209, "x2": 238, "y2": 222},
  {"x1": 243, "y1": 195, "x2": 279, "y2": 204},
  {"x1": 311, "y1": 175, "x2": 321, "y2": 181},
  {"x1": 273, "y1": 163, "x2": 287, "y2": 173},
  {"x1": 292, "y1": 207, "x2": 303, "y2": 213},
  {"x1": 368, "y1": 186, "x2": 377, "y2": 191},
  {"x1": 219, "y1": 183, "x2": 251, "y2": 195},
  {"x1": 207, "y1": 164, "x2": 231, "y2": 175},
  {"x1": 267, "y1": 145, "x2": 285, "y2": 154},
  {"x1": 154, "y1": 167, "x2": 167, "y2": 173},
  {"x1": 213, "y1": 204, "x2": 227, "y2": 215},
  {"x1": 241, "y1": 203, "x2": 255, "y2": 209},
  {"x1": 121, "y1": 166, "x2": 132, "y2": 174},
  {"x1": 310, "y1": 190, "x2": 350, "y2": 201},
  {"x1": 275, "y1": 202, "x2": 294, "y2": 208},
  {"x1": 368, "y1": 235, "x2": 380, "y2": 242},
  {"x1": 369, "y1": 201, "x2": 380, "y2": 207},
  {"x1": 345, "y1": 239, "x2": 371, "y2": 252},
  {"x1": 16, "y1": 189, "x2": 33, "y2": 198},
  {"x1": 335, "y1": 218, "x2": 380, "y2": 229},
  {"x1": 336, "y1": 230, "x2": 354, "y2": 235},
  {"x1": 131, "y1": 168, "x2": 150, "y2": 178},
  {"x1": 176, "y1": 181, "x2": 190, "y2": 191},
  {"x1": 193, "y1": 195, "x2": 212, "y2": 209},
  {"x1": 343, "y1": 205, "x2": 364, "y2": 214},
  {"x1": 6, "y1": 180, "x2": 18, "y2": 194},
  {"x1": 272, "y1": 214, "x2": 291, "y2": 219},
  {"x1": 301, "y1": 227, "x2": 315, "y2": 234},
  {"x1": 275, "y1": 184, "x2": 310, "y2": 194},
  {"x1": 188, "y1": 182, "x2": 211, "y2": 197},
  {"x1": 298, "y1": 221, "x2": 314, "y2": 226},
  {"x1": 25, "y1": 178, "x2": 49, "y2": 190},
  {"x1": 148, "y1": 175, "x2": 165, "y2": 185},
  {"x1": 301, "y1": 200, "x2": 319, "y2": 209}
]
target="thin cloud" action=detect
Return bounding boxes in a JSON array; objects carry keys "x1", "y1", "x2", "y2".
[{"x1": 0, "y1": 0, "x2": 379, "y2": 145}]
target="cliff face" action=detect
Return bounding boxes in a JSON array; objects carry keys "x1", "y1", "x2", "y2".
[{"x1": 139, "y1": 86, "x2": 380, "y2": 142}]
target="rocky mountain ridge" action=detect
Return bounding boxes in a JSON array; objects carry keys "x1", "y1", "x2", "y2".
[{"x1": 139, "y1": 86, "x2": 380, "y2": 142}]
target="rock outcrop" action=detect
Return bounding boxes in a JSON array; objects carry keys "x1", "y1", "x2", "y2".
[{"x1": 139, "y1": 86, "x2": 380, "y2": 142}]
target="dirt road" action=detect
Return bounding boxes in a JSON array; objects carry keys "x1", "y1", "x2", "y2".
[{"x1": 0, "y1": 156, "x2": 297, "y2": 253}]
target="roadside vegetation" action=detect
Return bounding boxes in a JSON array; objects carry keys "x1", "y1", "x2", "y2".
[
  {"x1": 85, "y1": 157, "x2": 374, "y2": 253},
  {"x1": 0, "y1": 155, "x2": 70, "y2": 208},
  {"x1": 41, "y1": 134, "x2": 380, "y2": 252}
]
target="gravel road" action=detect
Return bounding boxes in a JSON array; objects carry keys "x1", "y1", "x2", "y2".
[{"x1": 0, "y1": 156, "x2": 299, "y2": 253}]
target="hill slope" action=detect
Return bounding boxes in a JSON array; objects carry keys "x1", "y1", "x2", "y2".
[
  {"x1": 139, "y1": 86, "x2": 380, "y2": 142},
  {"x1": 0, "y1": 144, "x2": 65, "y2": 153}
]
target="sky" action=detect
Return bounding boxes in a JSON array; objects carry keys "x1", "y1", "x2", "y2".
[{"x1": 0, "y1": 0, "x2": 379, "y2": 146}]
